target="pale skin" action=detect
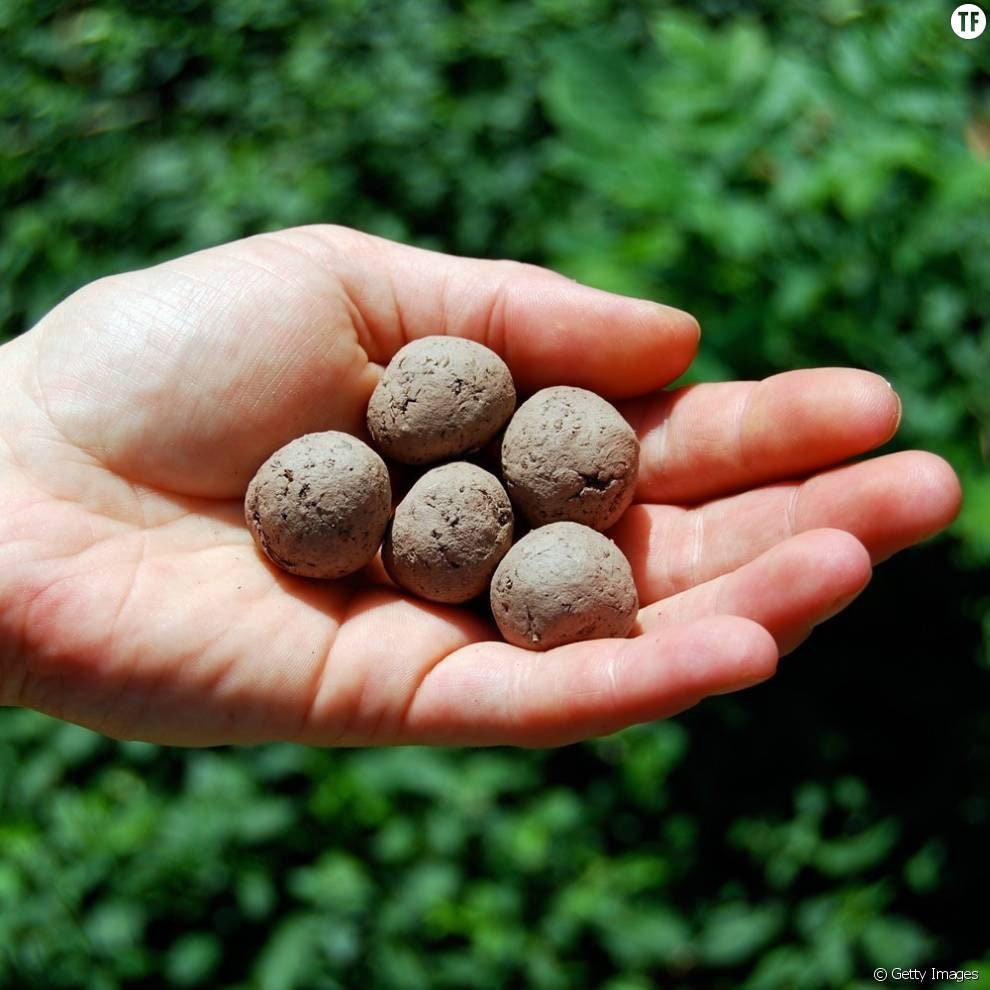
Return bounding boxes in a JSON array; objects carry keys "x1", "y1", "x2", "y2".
[{"x1": 0, "y1": 225, "x2": 962, "y2": 746}]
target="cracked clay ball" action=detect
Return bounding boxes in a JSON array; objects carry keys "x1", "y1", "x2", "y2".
[
  {"x1": 490, "y1": 521, "x2": 639, "y2": 651},
  {"x1": 383, "y1": 462, "x2": 514, "y2": 604},
  {"x1": 500, "y1": 386, "x2": 639, "y2": 531},
  {"x1": 366, "y1": 335, "x2": 516, "y2": 465},
  {"x1": 245, "y1": 431, "x2": 391, "y2": 579}
]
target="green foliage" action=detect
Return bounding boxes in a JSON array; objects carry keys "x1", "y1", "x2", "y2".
[{"x1": 2, "y1": 1, "x2": 989, "y2": 987}]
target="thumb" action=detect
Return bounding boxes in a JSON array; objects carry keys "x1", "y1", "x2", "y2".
[
  {"x1": 27, "y1": 225, "x2": 698, "y2": 500},
  {"x1": 309, "y1": 223, "x2": 700, "y2": 398}
]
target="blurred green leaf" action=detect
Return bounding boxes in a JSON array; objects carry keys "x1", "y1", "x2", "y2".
[
  {"x1": 696, "y1": 902, "x2": 786, "y2": 967},
  {"x1": 165, "y1": 933, "x2": 221, "y2": 987}
]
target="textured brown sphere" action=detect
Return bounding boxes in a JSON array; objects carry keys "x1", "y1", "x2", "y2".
[
  {"x1": 490, "y1": 522, "x2": 638, "y2": 651},
  {"x1": 245, "y1": 431, "x2": 391, "y2": 579},
  {"x1": 383, "y1": 462, "x2": 514, "y2": 604},
  {"x1": 500, "y1": 386, "x2": 639, "y2": 531},
  {"x1": 367, "y1": 335, "x2": 516, "y2": 465}
]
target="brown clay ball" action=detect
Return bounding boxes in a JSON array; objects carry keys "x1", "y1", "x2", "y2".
[
  {"x1": 383, "y1": 462, "x2": 514, "y2": 604},
  {"x1": 490, "y1": 521, "x2": 639, "y2": 651},
  {"x1": 245, "y1": 431, "x2": 391, "y2": 579},
  {"x1": 500, "y1": 386, "x2": 639, "y2": 531},
  {"x1": 366, "y1": 335, "x2": 516, "y2": 465}
]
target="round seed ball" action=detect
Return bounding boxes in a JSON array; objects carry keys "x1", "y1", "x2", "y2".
[
  {"x1": 245, "y1": 431, "x2": 391, "y2": 579},
  {"x1": 383, "y1": 462, "x2": 513, "y2": 604},
  {"x1": 367, "y1": 335, "x2": 516, "y2": 465},
  {"x1": 490, "y1": 522, "x2": 638, "y2": 651},
  {"x1": 501, "y1": 386, "x2": 639, "y2": 531}
]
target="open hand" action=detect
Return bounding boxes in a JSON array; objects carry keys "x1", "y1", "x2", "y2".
[{"x1": 0, "y1": 226, "x2": 961, "y2": 745}]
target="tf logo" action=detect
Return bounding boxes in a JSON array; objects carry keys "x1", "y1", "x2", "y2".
[{"x1": 952, "y1": 4, "x2": 986, "y2": 38}]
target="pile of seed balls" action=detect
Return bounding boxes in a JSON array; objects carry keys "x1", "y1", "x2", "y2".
[{"x1": 245, "y1": 336, "x2": 640, "y2": 650}]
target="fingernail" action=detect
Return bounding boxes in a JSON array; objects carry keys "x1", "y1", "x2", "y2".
[{"x1": 885, "y1": 379, "x2": 902, "y2": 434}]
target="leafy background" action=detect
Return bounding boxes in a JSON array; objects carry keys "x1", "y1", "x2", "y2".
[{"x1": 2, "y1": 0, "x2": 989, "y2": 986}]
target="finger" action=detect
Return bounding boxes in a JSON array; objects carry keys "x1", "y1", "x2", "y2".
[
  {"x1": 622, "y1": 368, "x2": 902, "y2": 504},
  {"x1": 285, "y1": 225, "x2": 700, "y2": 397},
  {"x1": 399, "y1": 615, "x2": 777, "y2": 747},
  {"x1": 636, "y1": 529, "x2": 872, "y2": 655},
  {"x1": 613, "y1": 451, "x2": 962, "y2": 602}
]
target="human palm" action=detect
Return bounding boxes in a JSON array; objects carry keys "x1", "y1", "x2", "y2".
[{"x1": 0, "y1": 226, "x2": 961, "y2": 745}]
